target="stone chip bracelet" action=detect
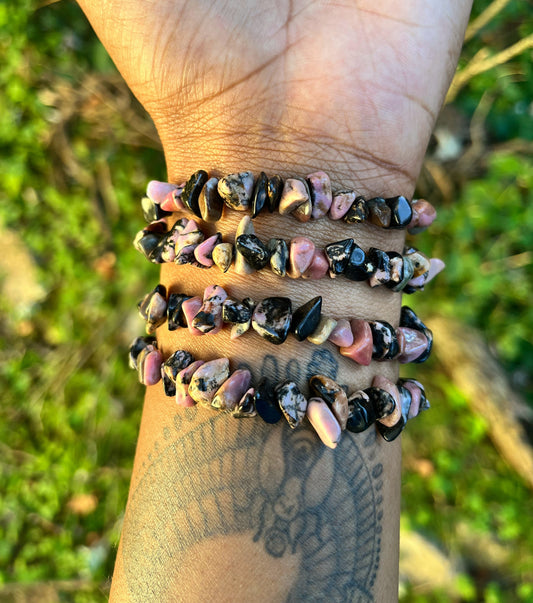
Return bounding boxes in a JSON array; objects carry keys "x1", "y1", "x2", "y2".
[
  {"x1": 129, "y1": 336, "x2": 429, "y2": 448},
  {"x1": 144, "y1": 170, "x2": 437, "y2": 232},
  {"x1": 137, "y1": 283, "x2": 433, "y2": 365}
]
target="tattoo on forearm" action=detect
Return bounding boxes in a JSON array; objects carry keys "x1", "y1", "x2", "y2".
[{"x1": 122, "y1": 350, "x2": 383, "y2": 602}]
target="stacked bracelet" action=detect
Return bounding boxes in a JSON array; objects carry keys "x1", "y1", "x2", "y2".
[
  {"x1": 138, "y1": 284, "x2": 433, "y2": 365},
  {"x1": 129, "y1": 336, "x2": 428, "y2": 448},
  {"x1": 133, "y1": 216, "x2": 444, "y2": 293},
  {"x1": 143, "y1": 170, "x2": 436, "y2": 233}
]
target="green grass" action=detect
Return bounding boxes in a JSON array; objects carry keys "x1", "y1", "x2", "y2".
[{"x1": 0, "y1": 0, "x2": 532, "y2": 601}]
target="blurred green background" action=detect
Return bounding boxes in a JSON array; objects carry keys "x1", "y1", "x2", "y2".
[{"x1": 0, "y1": 0, "x2": 532, "y2": 601}]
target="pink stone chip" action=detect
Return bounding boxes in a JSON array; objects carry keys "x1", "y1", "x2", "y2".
[
  {"x1": 339, "y1": 319, "x2": 373, "y2": 365},
  {"x1": 182, "y1": 296, "x2": 204, "y2": 336},
  {"x1": 409, "y1": 199, "x2": 437, "y2": 230},
  {"x1": 139, "y1": 349, "x2": 163, "y2": 386},
  {"x1": 180, "y1": 219, "x2": 200, "y2": 235},
  {"x1": 211, "y1": 369, "x2": 252, "y2": 411},
  {"x1": 147, "y1": 180, "x2": 178, "y2": 204},
  {"x1": 288, "y1": 236, "x2": 315, "y2": 278},
  {"x1": 307, "y1": 171, "x2": 333, "y2": 219},
  {"x1": 176, "y1": 360, "x2": 205, "y2": 407},
  {"x1": 407, "y1": 258, "x2": 445, "y2": 289},
  {"x1": 194, "y1": 234, "x2": 221, "y2": 267},
  {"x1": 372, "y1": 375, "x2": 402, "y2": 427},
  {"x1": 279, "y1": 178, "x2": 310, "y2": 215},
  {"x1": 302, "y1": 248, "x2": 329, "y2": 280},
  {"x1": 192, "y1": 285, "x2": 228, "y2": 334},
  {"x1": 307, "y1": 397, "x2": 342, "y2": 449},
  {"x1": 404, "y1": 381, "x2": 422, "y2": 419},
  {"x1": 329, "y1": 190, "x2": 356, "y2": 220},
  {"x1": 160, "y1": 187, "x2": 185, "y2": 212},
  {"x1": 328, "y1": 319, "x2": 354, "y2": 348},
  {"x1": 397, "y1": 327, "x2": 428, "y2": 363}
]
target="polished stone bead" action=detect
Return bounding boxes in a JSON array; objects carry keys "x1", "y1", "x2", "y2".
[
  {"x1": 279, "y1": 178, "x2": 310, "y2": 215},
  {"x1": 268, "y1": 238, "x2": 289, "y2": 277},
  {"x1": 402, "y1": 378, "x2": 429, "y2": 412},
  {"x1": 182, "y1": 296, "x2": 205, "y2": 336},
  {"x1": 276, "y1": 381, "x2": 308, "y2": 429},
  {"x1": 324, "y1": 238, "x2": 354, "y2": 275},
  {"x1": 160, "y1": 187, "x2": 186, "y2": 212},
  {"x1": 147, "y1": 180, "x2": 178, "y2": 204},
  {"x1": 233, "y1": 388, "x2": 257, "y2": 418},
  {"x1": 330, "y1": 190, "x2": 356, "y2": 220},
  {"x1": 133, "y1": 230, "x2": 164, "y2": 261},
  {"x1": 307, "y1": 398, "x2": 341, "y2": 448},
  {"x1": 211, "y1": 369, "x2": 251, "y2": 411},
  {"x1": 291, "y1": 296, "x2": 322, "y2": 341},
  {"x1": 234, "y1": 216, "x2": 255, "y2": 275},
  {"x1": 385, "y1": 195, "x2": 413, "y2": 229},
  {"x1": 192, "y1": 285, "x2": 228, "y2": 334},
  {"x1": 403, "y1": 247, "x2": 431, "y2": 278},
  {"x1": 194, "y1": 233, "x2": 222, "y2": 267},
  {"x1": 307, "y1": 316, "x2": 337, "y2": 345},
  {"x1": 346, "y1": 390, "x2": 375, "y2": 433},
  {"x1": 367, "y1": 248, "x2": 391, "y2": 287},
  {"x1": 198, "y1": 177, "x2": 223, "y2": 222},
  {"x1": 251, "y1": 171, "x2": 269, "y2": 218},
  {"x1": 389, "y1": 255, "x2": 415, "y2": 292},
  {"x1": 408, "y1": 199, "x2": 437, "y2": 233},
  {"x1": 367, "y1": 197, "x2": 391, "y2": 228},
  {"x1": 137, "y1": 348, "x2": 163, "y2": 386},
  {"x1": 328, "y1": 319, "x2": 354, "y2": 347},
  {"x1": 267, "y1": 175, "x2": 283, "y2": 212},
  {"x1": 218, "y1": 171, "x2": 254, "y2": 211},
  {"x1": 396, "y1": 327, "x2": 429, "y2": 363},
  {"x1": 230, "y1": 298, "x2": 254, "y2": 339},
  {"x1": 128, "y1": 336, "x2": 157, "y2": 370},
  {"x1": 340, "y1": 319, "x2": 373, "y2": 366},
  {"x1": 386, "y1": 252, "x2": 403, "y2": 288},
  {"x1": 167, "y1": 293, "x2": 191, "y2": 330},
  {"x1": 376, "y1": 415, "x2": 406, "y2": 441},
  {"x1": 181, "y1": 170, "x2": 208, "y2": 217},
  {"x1": 188, "y1": 358, "x2": 230, "y2": 406},
  {"x1": 175, "y1": 228, "x2": 204, "y2": 265},
  {"x1": 288, "y1": 236, "x2": 315, "y2": 278},
  {"x1": 400, "y1": 307, "x2": 433, "y2": 363},
  {"x1": 372, "y1": 375, "x2": 402, "y2": 427},
  {"x1": 236, "y1": 234, "x2": 271, "y2": 270},
  {"x1": 176, "y1": 360, "x2": 205, "y2": 407},
  {"x1": 162, "y1": 350, "x2": 195, "y2": 397},
  {"x1": 369, "y1": 320, "x2": 400, "y2": 360},
  {"x1": 307, "y1": 171, "x2": 332, "y2": 219},
  {"x1": 152, "y1": 219, "x2": 187, "y2": 263},
  {"x1": 255, "y1": 377, "x2": 282, "y2": 424},
  {"x1": 138, "y1": 284, "x2": 167, "y2": 325},
  {"x1": 365, "y1": 384, "x2": 396, "y2": 423},
  {"x1": 302, "y1": 248, "x2": 330, "y2": 280},
  {"x1": 406, "y1": 257, "x2": 445, "y2": 291},
  {"x1": 398, "y1": 385, "x2": 413, "y2": 422},
  {"x1": 309, "y1": 375, "x2": 349, "y2": 431},
  {"x1": 401, "y1": 380, "x2": 421, "y2": 418},
  {"x1": 252, "y1": 297, "x2": 292, "y2": 344},
  {"x1": 212, "y1": 242, "x2": 234, "y2": 273},
  {"x1": 222, "y1": 298, "x2": 253, "y2": 324},
  {"x1": 343, "y1": 196, "x2": 368, "y2": 224},
  {"x1": 344, "y1": 243, "x2": 371, "y2": 281},
  {"x1": 291, "y1": 197, "x2": 312, "y2": 222},
  {"x1": 141, "y1": 196, "x2": 171, "y2": 223}
]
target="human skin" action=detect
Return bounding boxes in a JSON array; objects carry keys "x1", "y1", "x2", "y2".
[{"x1": 77, "y1": 1, "x2": 472, "y2": 600}]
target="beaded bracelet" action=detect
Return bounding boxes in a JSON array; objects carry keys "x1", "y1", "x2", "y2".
[
  {"x1": 134, "y1": 216, "x2": 444, "y2": 293},
  {"x1": 144, "y1": 170, "x2": 436, "y2": 232},
  {"x1": 138, "y1": 283, "x2": 433, "y2": 365},
  {"x1": 129, "y1": 336, "x2": 428, "y2": 448}
]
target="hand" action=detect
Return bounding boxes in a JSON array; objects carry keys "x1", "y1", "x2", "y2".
[{"x1": 77, "y1": 0, "x2": 472, "y2": 190}]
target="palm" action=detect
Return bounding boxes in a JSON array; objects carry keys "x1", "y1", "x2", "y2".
[{"x1": 80, "y1": 0, "x2": 470, "y2": 189}]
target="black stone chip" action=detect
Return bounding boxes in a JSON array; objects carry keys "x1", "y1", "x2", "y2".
[
  {"x1": 222, "y1": 299, "x2": 253, "y2": 324},
  {"x1": 267, "y1": 175, "x2": 283, "y2": 213},
  {"x1": 367, "y1": 197, "x2": 391, "y2": 228},
  {"x1": 365, "y1": 387, "x2": 396, "y2": 420},
  {"x1": 369, "y1": 320, "x2": 400, "y2": 360},
  {"x1": 324, "y1": 238, "x2": 354, "y2": 275},
  {"x1": 385, "y1": 195, "x2": 413, "y2": 229},
  {"x1": 376, "y1": 415, "x2": 406, "y2": 441},
  {"x1": 236, "y1": 234, "x2": 271, "y2": 270},
  {"x1": 291, "y1": 296, "x2": 322, "y2": 341},
  {"x1": 251, "y1": 171, "x2": 269, "y2": 218},
  {"x1": 167, "y1": 293, "x2": 192, "y2": 330},
  {"x1": 344, "y1": 243, "x2": 373, "y2": 281},
  {"x1": 255, "y1": 378, "x2": 282, "y2": 423},
  {"x1": 343, "y1": 196, "x2": 368, "y2": 223},
  {"x1": 141, "y1": 196, "x2": 171, "y2": 223},
  {"x1": 181, "y1": 170, "x2": 208, "y2": 218}
]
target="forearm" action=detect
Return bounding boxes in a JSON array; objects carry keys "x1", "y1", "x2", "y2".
[{"x1": 111, "y1": 149, "x2": 406, "y2": 602}]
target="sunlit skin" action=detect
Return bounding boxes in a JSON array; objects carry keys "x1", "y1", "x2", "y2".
[{"x1": 77, "y1": 1, "x2": 472, "y2": 600}]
